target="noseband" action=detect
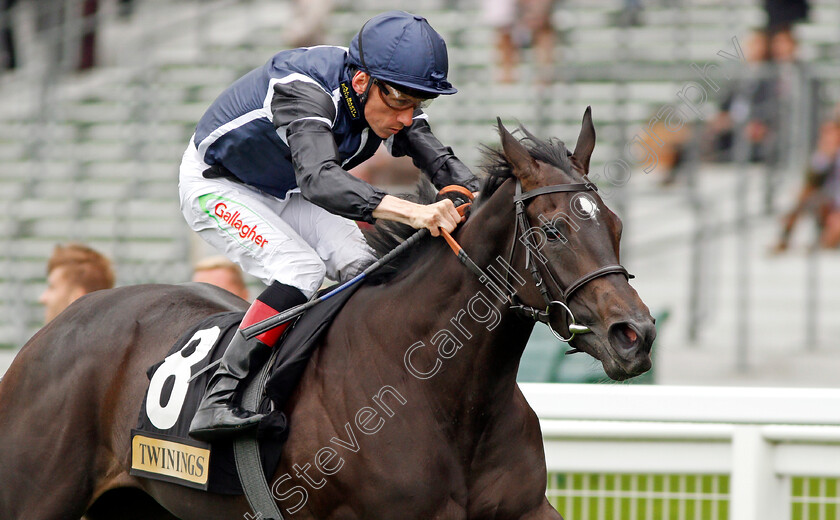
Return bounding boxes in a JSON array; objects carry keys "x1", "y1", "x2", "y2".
[{"x1": 506, "y1": 180, "x2": 633, "y2": 341}]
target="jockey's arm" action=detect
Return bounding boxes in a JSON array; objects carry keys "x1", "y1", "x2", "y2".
[
  {"x1": 276, "y1": 81, "x2": 461, "y2": 234},
  {"x1": 371, "y1": 195, "x2": 461, "y2": 237},
  {"x1": 387, "y1": 110, "x2": 480, "y2": 193}
]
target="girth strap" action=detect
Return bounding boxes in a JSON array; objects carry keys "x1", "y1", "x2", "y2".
[{"x1": 234, "y1": 348, "x2": 284, "y2": 520}]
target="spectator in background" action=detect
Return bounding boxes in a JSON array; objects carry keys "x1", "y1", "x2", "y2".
[
  {"x1": 642, "y1": 30, "x2": 773, "y2": 185},
  {"x1": 32, "y1": 0, "x2": 99, "y2": 72},
  {"x1": 704, "y1": 29, "x2": 776, "y2": 165},
  {"x1": 39, "y1": 243, "x2": 115, "y2": 323},
  {"x1": 1, "y1": 0, "x2": 16, "y2": 71},
  {"x1": 764, "y1": 0, "x2": 809, "y2": 34},
  {"x1": 192, "y1": 255, "x2": 250, "y2": 301},
  {"x1": 117, "y1": 0, "x2": 134, "y2": 19},
  {"x1": 484, "y1": 0, "x2": 518, "y2": 83},
  {"x1": 616, "y1": 0, "x2": 643, "y2": 27},
  {"x1": 285, "y1": 0, "x2": 333, "y2": 48},
  {"x1": 759, "y1": 27, "x2": 804, "y2": 172},
  {"x1": 483, "y1": 0, "x2": 557, "y2": 83},
  {"x1": 520, "y1": 0, "x2": 556, "y2": 80},
  {"x1": 773, "y1": 114, "x2": 840, "y2": 252},
  {"x1": 78, "y1": 0, "x2": 98, "y2": 71}
]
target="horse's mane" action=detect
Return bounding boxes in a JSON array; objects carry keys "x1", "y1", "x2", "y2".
[{"x1": 363, "y1": 127, "x2": 574, "y2": 283}]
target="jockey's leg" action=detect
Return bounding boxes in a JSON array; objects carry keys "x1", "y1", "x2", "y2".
[
  {"x1": 278, "y1": 191, "x2": 377, "y2": 283},
  {"x1": 189, "y1": 193, "x2": 376, "y2": 440},
  {"x1": 179, "y1": 141, "x2": 330, "y2": 440},
  {"x1": 189, "y1": 281, "x2": 306, "y2": 441}
]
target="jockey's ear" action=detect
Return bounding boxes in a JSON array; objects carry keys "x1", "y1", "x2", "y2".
[
  {"x1": 572, "y1": 106, "x2": 596, "y2": 173},
  {"x1": 497, "y1": 117, "x2": 539, "y2": 188},
  {"x1": 352, "y1": 71, "x2": 371, "y2": 95}
]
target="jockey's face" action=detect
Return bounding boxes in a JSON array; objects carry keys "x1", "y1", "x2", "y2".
[{"x1": 352, "y1": 71, "x2": 416, "y2": 139}]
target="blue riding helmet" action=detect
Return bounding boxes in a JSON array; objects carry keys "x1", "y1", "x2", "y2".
[{"x1": 348, "y1": 11, "x2": 457, "y2": 97}]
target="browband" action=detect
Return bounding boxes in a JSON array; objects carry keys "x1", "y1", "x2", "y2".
[{"x1": 512, "y1": 183, "x2": 596, "y2": 203}]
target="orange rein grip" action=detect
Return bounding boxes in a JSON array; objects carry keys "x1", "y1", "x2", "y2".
[
  {"x1": 438, "y1": 184, "x2": 475, "y2": 201},
  {"x1": 440, "y1": 201, "x2": 471, "y2": 256},
  {"x1": 437, "y1": 185, "x2": 474, "y2": 257}
]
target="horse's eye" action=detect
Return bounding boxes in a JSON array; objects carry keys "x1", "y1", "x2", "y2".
[{"x1": 542, "y1": 225, "x2": 561, "y2": 242}]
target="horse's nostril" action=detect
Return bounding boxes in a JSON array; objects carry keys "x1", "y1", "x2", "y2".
[
  {"x1": 622, "y1": 327, "x2": 638, "y2": 345},
  {"x1": 609, "y1": 322, "x2": 642, "y2": 352}
]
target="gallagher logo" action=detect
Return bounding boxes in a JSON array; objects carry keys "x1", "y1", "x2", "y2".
[{"x1": 199, "y1": 195, "x2": 269, "y2": 249}]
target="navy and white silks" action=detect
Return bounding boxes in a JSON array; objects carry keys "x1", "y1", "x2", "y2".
[{"x1": 179, "y1": 46, "x2": 478, "y2": 297}]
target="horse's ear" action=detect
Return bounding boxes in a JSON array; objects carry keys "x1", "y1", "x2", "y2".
[
  {"x1": 572, "y1": 106, "x2": 596, "y2": 173},
  {"x1": 497, "y1": 118, "x2": 539, "y2": 186}
]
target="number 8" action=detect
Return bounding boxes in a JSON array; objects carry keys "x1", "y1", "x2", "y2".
[{"x1": 146, "y1": 326, "x2": 221, "y2": 430}]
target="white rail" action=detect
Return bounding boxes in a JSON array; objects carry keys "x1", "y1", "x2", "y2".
[{"x1": 521, "y1": 384, "x2": 840, "y2": 520}]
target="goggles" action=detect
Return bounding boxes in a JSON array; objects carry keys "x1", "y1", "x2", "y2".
[{"x1": 373, "y1": 78, "x2": 434, "y2": 111}]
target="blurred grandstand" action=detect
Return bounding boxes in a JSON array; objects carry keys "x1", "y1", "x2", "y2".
[{"x1": 1, "y1": 0, "x2": 839, "y2": 385}]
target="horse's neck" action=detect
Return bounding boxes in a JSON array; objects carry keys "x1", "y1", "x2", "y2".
[{"x1": 367, "y1": 180, "x2": 534, "y2": 416}]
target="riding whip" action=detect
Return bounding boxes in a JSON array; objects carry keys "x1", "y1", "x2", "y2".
[{"x1": 241, "y1": 227, "x2": 430, "y2": 340}]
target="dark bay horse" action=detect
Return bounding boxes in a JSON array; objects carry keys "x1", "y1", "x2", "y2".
[{"x1": 0, "y1": 109, "x2": 655, "y2": 520}]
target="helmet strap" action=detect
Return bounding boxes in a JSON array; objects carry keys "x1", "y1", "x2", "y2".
[
  {"x1": 356, "y1": 20, "x2": 372, "y2": 105},
  {"x1": 359, "y1": 76, "x2": 374, "y2": 105},
  {"x1": 357, "y1": 20, "x2": 370, "y2": 70}
]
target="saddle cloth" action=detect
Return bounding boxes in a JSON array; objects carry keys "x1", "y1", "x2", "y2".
[{"x1": 130, "y1": 284, "x2": 358, "y2": 494}]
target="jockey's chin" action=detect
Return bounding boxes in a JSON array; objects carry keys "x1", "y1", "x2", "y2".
[{"x1": 365, "y1": 112, "x2": 409, "y2": 139}]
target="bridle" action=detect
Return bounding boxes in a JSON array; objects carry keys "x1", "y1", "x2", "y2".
[
  {"x1": 505, "y1": 179, "x2": 633, "y2": 341},
  {"x1": 439, "y1": 180, "x2": 633, "y2": 343}
]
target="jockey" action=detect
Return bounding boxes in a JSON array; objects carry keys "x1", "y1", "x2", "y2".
[{"x1": 180, "y1": 10, "x2": 480, "y2": 441}]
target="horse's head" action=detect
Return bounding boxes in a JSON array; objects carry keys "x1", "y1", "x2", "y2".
[{"x1": 493, "y1": 108, "x2": 655, "y2": 380}]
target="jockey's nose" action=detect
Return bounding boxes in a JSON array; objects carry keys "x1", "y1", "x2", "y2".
[{"x1": 397, "y1": 109, "x2": 414, "y2": 127}]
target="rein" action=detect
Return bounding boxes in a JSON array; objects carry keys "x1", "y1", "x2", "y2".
[
  {"x1": 440, "y1": 180, "x2": 633, "y2": 342},
  {"x1": 243, "y1": 180, "x2": 632, "y2": 344}
]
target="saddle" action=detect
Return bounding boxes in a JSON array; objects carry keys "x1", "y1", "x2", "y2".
[{"x1": 130, "y1": 284, "x2": 359, "y2": 496}]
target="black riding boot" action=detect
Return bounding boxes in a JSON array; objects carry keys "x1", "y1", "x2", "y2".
[
  {"x1": 189, "y1": 281, "x2": 307, "y2": 442},
  {"x1": 188, "y1": 330, "x2": 269, "y2": 441}
]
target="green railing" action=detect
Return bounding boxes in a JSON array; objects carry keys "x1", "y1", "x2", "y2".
[
  {"x1": 547, "y1": 473, "x2": 730, "y2": 520},
  {"x1": 791, "y1": 477, "x2": 840, "y2": 520}
]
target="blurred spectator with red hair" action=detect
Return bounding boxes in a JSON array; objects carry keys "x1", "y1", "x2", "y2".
[{"x1": 39, "y1": 243, "x2": 115, "y2": 323}]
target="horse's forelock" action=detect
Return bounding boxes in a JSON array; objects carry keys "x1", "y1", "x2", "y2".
[
  {"x1": 517, "y1": 125, "x2": 577, "y2": 179},
  {"x1": 476, "y1": 145, "x2": 514, "y2": 204},
  {"x1": 477, "y1": 125, "x2": 578, "y2": 206}
]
